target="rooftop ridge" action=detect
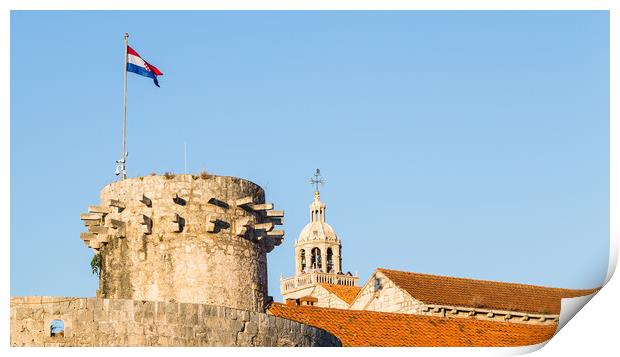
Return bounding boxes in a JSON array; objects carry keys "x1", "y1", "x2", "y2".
[{"x1": 376, "y1": 267, "x2": 601, "y2": 293}]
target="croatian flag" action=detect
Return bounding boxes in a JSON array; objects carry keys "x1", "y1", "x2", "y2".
[{"x1": 127, "y1": 46, "x2": 163, "y2": 87}]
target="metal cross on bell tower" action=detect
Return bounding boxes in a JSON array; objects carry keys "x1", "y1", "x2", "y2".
[{"x1": 309, "y1": 168, "x2": 326, "y2": 199}]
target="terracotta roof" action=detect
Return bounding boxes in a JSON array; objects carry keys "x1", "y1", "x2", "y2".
[
  {"x1": 377, "y1": 268, "x2": 599, "y2": 315},
  {"x1": 319, "y1": 283, "x2": 362, "y2": 305},
  {"x1": 268, "y1": 303, "x2": 557, "y2": 347}
]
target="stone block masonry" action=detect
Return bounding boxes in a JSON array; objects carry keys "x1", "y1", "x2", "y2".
[
  {"x1": 10, "y1": 296, "x2": 341, "y2": 347},
  {"x1": 79, "y1": 174, "x2": 286, "y2": 312}
]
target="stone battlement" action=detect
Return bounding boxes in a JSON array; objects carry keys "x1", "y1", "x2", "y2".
[
  {"x1": 10, "y1": 296, "x2": 340, "y2": 347},
  {"x1": 79, "y1": 174, "x2": 285, "y2": 311}
]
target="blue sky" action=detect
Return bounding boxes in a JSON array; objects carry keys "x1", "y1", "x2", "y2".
[{"x1": 11, "y1": 11, "x2": 609, "y2": 299}]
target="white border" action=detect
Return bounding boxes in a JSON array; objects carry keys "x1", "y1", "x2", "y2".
[{"x1": 2, "y1": 1, "x2": 617, "y2": 356}]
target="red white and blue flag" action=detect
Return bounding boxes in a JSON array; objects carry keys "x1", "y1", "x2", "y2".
[{"x1": 127, "y1": 46, "x2": 163, "y2": 87}]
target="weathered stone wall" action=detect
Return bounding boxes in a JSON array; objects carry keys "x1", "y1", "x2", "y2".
[
  {"x1": 349, "y1": 271, "x2": 424, "y2": 313},
  {"x1": 81, "y1": 174, "x2": 284, "y2": 312},
  {"x1": 10, "y1": 296, "x2": 341, "y2": 347},
  {"x1": 312, "y1": 286, "x2": 350, "y2": 309}
]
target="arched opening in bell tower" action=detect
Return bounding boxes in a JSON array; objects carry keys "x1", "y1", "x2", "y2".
[
  {"x1": 311, "y1": 248, "x2": 322, "y2": 270},
  {"x1": 326, "y1": 248, "x2": 334, "y2": 273},
  {"x1": 300, "y1": 249, "x2": 306, "y2": 273}
]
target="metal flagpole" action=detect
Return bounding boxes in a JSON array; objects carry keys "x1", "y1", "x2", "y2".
[{"x1": 119, "y1": 33, "x2": 129, "y2": 179}]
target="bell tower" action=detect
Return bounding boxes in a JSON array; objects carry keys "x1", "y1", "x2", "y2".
[{"x1": 280, "y1": 169, "x2": 358, "y2": 303}]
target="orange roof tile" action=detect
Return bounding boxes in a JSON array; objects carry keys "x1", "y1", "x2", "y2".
[
  {"x1": 319, "y1": 283, "x2": 362, "y2": 305},
  {"x1": 377, "y1": 268, "x2": 599, "y2": 315},
  {"x1": 268, "y1": 303, "x2": 557, "y2": 347}
]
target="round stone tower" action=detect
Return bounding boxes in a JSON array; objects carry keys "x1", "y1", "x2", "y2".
[{"x1": 79, "y1": 174, "x2": 284, "y2": 312}]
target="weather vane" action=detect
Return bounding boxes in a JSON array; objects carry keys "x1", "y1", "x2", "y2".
[{"x1": 309, "y1": 168, "x2": 326, "y2": 195}]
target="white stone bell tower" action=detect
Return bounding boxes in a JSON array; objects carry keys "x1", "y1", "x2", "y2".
[{"x1": 280, "y1": 169, "x2": 358, "y2": 302}]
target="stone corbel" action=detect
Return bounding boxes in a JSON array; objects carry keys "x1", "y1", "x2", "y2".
[
  {"x1": 88, "y1": 226, "x2": 109, "y2": 235},
  {"x1": 235, "y1": 196, "x2": 254, "y2": 207},
  {"x1": 80, "y1": 212, "x2": 103, "y2": 221},
  {"x1": 107, "y1": 199, "x2": 126, "y2": 212},
  {"x1": 171, "y1": 213, "x2": 184, "y2": 233},
  {"x1": 254, "y1": 222, "x2": 274, "y2": 232},
  {"x1": 248, "y1": 203, "x2": 274, "y2": 211},
  {"x1": 88, "y1": 205, "x2": 111, "y2": 214},
  {"x1": 173, "y1": 193, "x2": 186, "y2": 206},
  {"x1": 80, "y1": 232, "x2": 95, "y2": 242},
  {"x1": 206, "y1": 214, "x2": 217, "y2": 233},
  {"x1": 141, "y1": 215, "x2": 153, "y2": 235},
  {"x1": 235, "y1": 216, "x2": 252, "y2": 237},
  {"x1": 140, "y1": 194, "x2": 152, "y2": 207},
  {"x1": 265, "y1": 210, "x2": 284, "y2": 218},
  {"x1": 266, "y1": 230, "x2": 284, "y2": 237}
]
